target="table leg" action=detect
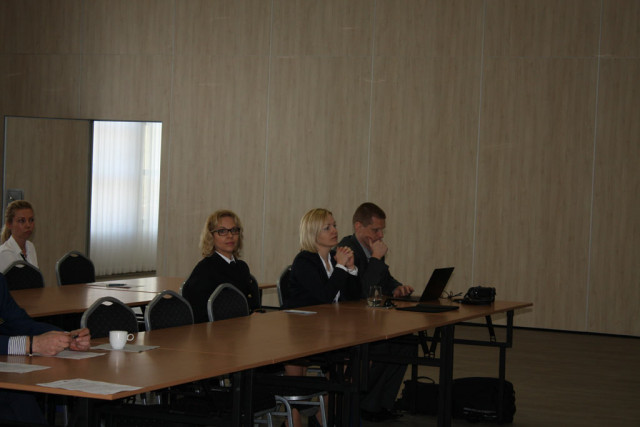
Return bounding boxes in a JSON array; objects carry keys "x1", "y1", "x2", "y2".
[
  {"x1": 233, "y1": 369, "x2": 254, "y2": 427},
  {"x1": 437, "y1": 324, "x2": 455, "y2": 427}
]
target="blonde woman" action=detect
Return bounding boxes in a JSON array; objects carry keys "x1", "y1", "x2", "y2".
[
  {"x1": 0, "y1": 201, "x2": 38, "y2": 273},
  {"x1": 285, "y1": 208, "x2": 360, "y2": 308},
  {"x1": 182, "y1": 210, "x2": 260, "y2": 323},
  {"x1": 282, "y1": 208, "x2": 361, "y2": 427}
]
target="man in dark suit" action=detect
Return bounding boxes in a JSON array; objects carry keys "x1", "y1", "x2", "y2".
[
  {"x1": 338, "y1": 202, "x2": 414, "y2": 299},
  {"x1": 338, "y1": 202, "x2": 414, "y2": 422},
  {"x1": 0, "y1": 275, "x2": 91, "y2": 424}
]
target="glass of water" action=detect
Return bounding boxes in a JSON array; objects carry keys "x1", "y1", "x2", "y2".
[{"x1": 367, "y1": 285, "x2": 382, "y2": 307}]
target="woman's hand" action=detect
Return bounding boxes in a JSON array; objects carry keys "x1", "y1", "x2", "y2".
[{"x1": 335, "y1": 246, "x2": 355, "y2": 269}]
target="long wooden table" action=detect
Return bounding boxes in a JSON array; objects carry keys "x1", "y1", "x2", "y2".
[
  {"x1": 0, "y1": 298, "x2": 531, "y2": 426},
  {"x1": 10, "y1": 276, "x2": 275, "y2": 319}
]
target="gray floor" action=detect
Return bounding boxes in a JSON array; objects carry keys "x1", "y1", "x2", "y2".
[
  {"x1": 303, "y1": 325, "x2": 640, "y2": 427},
  {"x1": 377, "y1": 326, "x2": 638, "y2": 427}
]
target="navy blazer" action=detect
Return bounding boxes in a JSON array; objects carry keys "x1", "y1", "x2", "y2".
[
  {"x1": 338, "y1": 234, "x2": 402, "y2": 298},
  {"x1": 0, "y1": 275, "x2": 58, "y2": 354},
  {"x1": 285, "y1": 250, "x2": 361, "y2": 309},
  {"x1": 183, "y1": 253, "x2": 260, "y2": 323}
]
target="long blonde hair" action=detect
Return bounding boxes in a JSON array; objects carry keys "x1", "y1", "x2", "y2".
[{"x1": 1, "y1": 200, "x2": 34, "y2": 243}]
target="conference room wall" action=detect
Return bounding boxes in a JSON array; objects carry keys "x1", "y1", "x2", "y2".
[{"x1": 0, "y1": 1, "x2": 638, "y2": 336}]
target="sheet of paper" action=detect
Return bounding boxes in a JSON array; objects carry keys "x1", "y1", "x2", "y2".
[
  {"x1": 283, "y1": 309, "x2": 317, "y2": 315},
  {"x1": 37, "y1": 378, "x2": 141, "y2": 394},
  {"x1": 51, "y1": 350, "x2": 106, "y2": 359},
  {"x1": 0, "y1": 362, "x2": 50, "y2": 373},
  {"x1": 85, "y1": 283, "x2": 144, "y2": 289},
  {"x1": 91, "y1": 343, "x2": 159, "y2": 352}
]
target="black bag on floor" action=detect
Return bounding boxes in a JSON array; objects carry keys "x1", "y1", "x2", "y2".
[
  {"x1": 394, "y1": 376, "x2": 438, "y2": 415},
  {"x1": 452, "y1": 377, "x2": 515, "y2": 423}
]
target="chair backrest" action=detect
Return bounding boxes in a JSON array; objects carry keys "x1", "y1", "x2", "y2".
[
  {"x1": 80, "y1": 296, "x2": 139, "y2": 338},
  {"x1": 2, "y1": 260, "x2": 45, "y2": 290},
  {"x1": 276, "y1": 265, "x2": 292, "y2": 307},
  {"x1": 55, "y1": 250, "x2": 96, "y2": 285},
  {"x1": 207, "y1": 283, "x2": 250, "y2": 321},
  {"x1": 250, "y1": 273, "x2": 263, "y2": 308},
  {"x1": 144, "y1": 290, "x2": 194, "y2": 331}
]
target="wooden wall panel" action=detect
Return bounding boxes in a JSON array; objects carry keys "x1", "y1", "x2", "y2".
[
  {"x1": 83, "y1": 0, "x2": 174, "y2": 55},
  {"x1": 4, "y1": 117, "x2": 90, "y2": 287},
  {"x1": 79, "y1": 55, "x2": 172, "y2": 120},
  {"x1": 263, "y1": 56, "x2": 371, "y2": 282},
  {"x1": 166, "y1": 55, "x2": 269, "y2": 279},
  {"x1": 271, "y1": 0, "x2": 373, "y2": 56},
  {"x1": 369, "y1": 56, "x2": 480, "y2": 294},
  {"x1": 376, "y1": 0, "x2": 484, "y2": 57},
  {"x1": 0, "y1": 0, "x2": 83, "y2": 54},
  {"x1": 0, "y1": 55, "x2": 82, "y2": 118},
  {"x1": 589, "y1": 59, "x2": 640, "y2": 336},
  {"x1": 601, "y1": 0, "x2": 640, "y2": 57},
  {"x1": 484, "y1": 0, "x2": 601, "y2": 57},
  {"x1": 476, "y1": 58, "x2": 596, "y2": 330},
  {"x1": 175, "y1": 0, "x2": 271, "y2": 55}
]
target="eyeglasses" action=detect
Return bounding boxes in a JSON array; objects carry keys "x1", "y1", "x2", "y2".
[{"x1": 212, "y1": 227, "x2": 241, "y2": 236}]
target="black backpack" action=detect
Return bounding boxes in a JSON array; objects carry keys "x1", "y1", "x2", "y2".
[{"x1": 452, "y1": 377, "x2": 516, "y2": 423}]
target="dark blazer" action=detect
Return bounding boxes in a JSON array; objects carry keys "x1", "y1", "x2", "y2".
[
  {"x1": 0, "y1": 275, "x2": 58, "y2": 354},
  {"x1": 285, "y1": 250, "x2": 361, "y2": 309},
  {"x1": 182, "y1": 253, "x2": 260, "y2": 323},
  {"x1": 338, "y1": 234, "x2": 402, "y2": 298}
]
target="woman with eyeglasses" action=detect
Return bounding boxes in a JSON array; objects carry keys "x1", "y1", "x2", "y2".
[
  {"x1": 182, "y1": 209, "x2": 260, "y2": 323},
  {"x1": 0, "y1": 200, "x2": 38, "y2": 274}
]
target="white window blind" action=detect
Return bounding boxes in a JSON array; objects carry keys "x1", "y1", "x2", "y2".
[{"x1": 90, "y1": 121, "x2": 161, "y2": 276}]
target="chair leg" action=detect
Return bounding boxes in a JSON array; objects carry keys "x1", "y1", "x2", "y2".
[
  {"x1": 318, "y1": 394, "x2": 327, "y2": 427},
  {"x1": 272, "y1": 396, "x2": 294, "y2": 427}
]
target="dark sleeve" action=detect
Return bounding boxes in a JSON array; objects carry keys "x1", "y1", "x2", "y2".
[
  {"x1": 364, "y1": 257, "x2": 403, "y2": 296},
  {"x1": 338, "y1": 235, "x2": 402, "y2": 297},
  {"x1": 288, "y1": 252, "x2": 353, "y2": 307},
  {"x1": 237, "y1": 261, "x2": 261, "y2": 311},
  {"x1": 182, "y1": 260, "x2": 220, "y2": 324},
  {"x1": 339, "y1": 270, "x2": 363, "y2": 302},
  {"x1": 0, "y1": 276, "x2": 58, "y2": 355}
]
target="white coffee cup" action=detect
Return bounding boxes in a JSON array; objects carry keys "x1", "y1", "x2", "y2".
[{"x1": 109, "y1": 330, "x2": 134, "y2": 350}]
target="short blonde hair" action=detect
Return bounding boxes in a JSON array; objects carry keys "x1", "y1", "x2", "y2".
[
  {"x1": 1, "y1": 200, "x2": 34, "y2": 244},
  {"x1": 199, "y1": 210, "x2": 243, "y2": 258},
  {"x1": 299, "y1": 208, "x2": 333, "y2": 253}
]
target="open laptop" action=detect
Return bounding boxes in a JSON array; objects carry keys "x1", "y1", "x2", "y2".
[
  {"x1": 392, "y1": 267, "x2": 459, "y2": 313},
  {"x1": 391, "y1": 267, "x2": 455, "y2": 303}
]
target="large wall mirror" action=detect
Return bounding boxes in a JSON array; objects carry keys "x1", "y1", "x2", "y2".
[{"x1": 3, "y1": 116, "x2": 161, "y2": 286}]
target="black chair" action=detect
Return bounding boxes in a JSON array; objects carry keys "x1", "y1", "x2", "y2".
[
  {"x1": 276, "y1": 265, "x2": 292, "y2": 307},
  {"x1": 204, "y1": 284, "x2": 285, "y2": 425},
  {"x1": 55, "y1": 250, "x2": 96, "y2": 285},
  {"x1": 144, "y1": 290, "x2": 194, "y2": 331},
  {"x1": 207, "y1": 283, "x2": 250, "y2": 321},
  {"x1": 275, "y1": 266, "x2": 334, "y2": 426},
  {"x1": 3, "y1": 260, "x2": 45, "y2": 290},
  {"x1": 80, "y1": 296, "x2": 138, "y2": 339}
]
